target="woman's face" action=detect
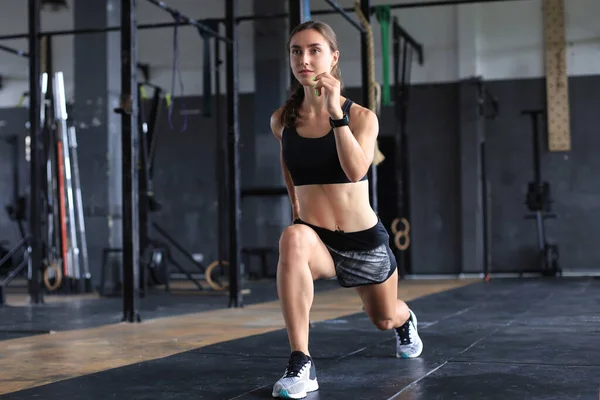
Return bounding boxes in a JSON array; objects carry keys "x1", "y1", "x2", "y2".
[{"x1": 289, "y1": 29, "x2": 339, "y2": 86}]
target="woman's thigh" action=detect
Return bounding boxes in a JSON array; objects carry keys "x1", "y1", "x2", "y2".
[{"x1": 278, "y1": 224, "x2": 337, "y2": 280}]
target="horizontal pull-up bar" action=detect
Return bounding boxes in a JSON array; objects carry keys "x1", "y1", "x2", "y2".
[
  {"x1": 143, "y1": 0, "x2": 231, "y2": 44},
  {"x1": 323, "y1": 0, "x2": 366, "y2": 33},
  {"x1": 0, "y1": 43, "x2": 28, "y2": 58},
  {"x1": 0, "y1": 0, "x2": 528, "y2": 43},
  {"x1": 237, "y1": 0, "x2": 528, "y2": 21},
  {"x1": 318, "y1": 0, "x2": 528, "y2": 12},
  {"x1": 0, "y1": 19, "x2": 223, "y2": 41},
  {"x1": 386, "y1": 0, "x2": 528, "y2": 9}
]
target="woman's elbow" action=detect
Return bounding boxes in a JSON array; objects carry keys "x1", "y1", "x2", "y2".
[
  {"x1": 347, "y1": 165, "x2": 370, "y2": 182},
  {"x1": 342, "y1": 154, "x2": 371, "y2": 182}
]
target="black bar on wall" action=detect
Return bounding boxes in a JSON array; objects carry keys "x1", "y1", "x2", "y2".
[
  {"x1": 393, "y1": 17, "x2": 417, "y2": 276},
  {"x1": 215, "y1": 25, "x2": 229, "y2": 267},
  {"x1": 226, "y1": 0, "x2": 243, "y2": 308},
  {"x1": 44, "y1": 35, "x2": 54, "y2": 122},
  {"x1": 0, "y1": 20, "x2": 213, "y2": 41},
  {"x1": 288, "y1": 0, "x2": 313, "y2": 27},
  {"x1": 323, "y1": 0, "x2": 365, "y2": 32},
  {"x1": 359, "y1": 0, "x2": 377, "y2": 212},
  {"x1": 137, "y1": 85, "x2": 148, "y2": 266},
  {"x1": 146, "y1": 87, "x2": 162, "y2": 179},
  {"x1": 289, "y1": 0, "x2": 304, "y2": 88},
  {"x1": 8, "y1": 136, "x2": 19, "y2": 207},
  {"x1": 0, "y1": 43, "x2": 28, "y2": 58},
  {"x1": 136, "y1": 85, "x2": 161, "y2": 270},
  {"x1": 28, "y1": 0, "x2": 43, "y2": 304},
  {"x1": 388, "y1": 0, "x2": 525, "y2": 9},
  {"x1": 142, "y1": 0, "x2": 231, "y2": 43},
  {"x1": 120, "y1": 0, "x2": 141, "y2": 323},
  {"x1": 289, "y1": 0, "x2": 301, "y2": 28}
]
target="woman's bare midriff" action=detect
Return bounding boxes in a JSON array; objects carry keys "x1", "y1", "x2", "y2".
[{"x1": 295, "y1": 180, "x2": 378, "y2": 232}]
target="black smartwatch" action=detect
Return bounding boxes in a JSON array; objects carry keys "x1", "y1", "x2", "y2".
[{"x1": 329, "y1": 113, "x2": 349, "y2": 128}]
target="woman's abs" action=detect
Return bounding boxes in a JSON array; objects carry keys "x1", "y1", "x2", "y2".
[{"x1": 295, "y1": 180, "x2": 378, "y2": 232}]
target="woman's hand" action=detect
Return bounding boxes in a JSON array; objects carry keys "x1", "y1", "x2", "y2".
[{"x1": 314, "y1": 72, "x2": 343, "y2": 120}]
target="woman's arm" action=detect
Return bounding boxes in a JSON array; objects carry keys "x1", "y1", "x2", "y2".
[
  {"x1": 332, "y1": 106, "x2": 378, "y2": 182},
  {"x1": 314, "y1": 72, "x2": 379, "y2": 182}
]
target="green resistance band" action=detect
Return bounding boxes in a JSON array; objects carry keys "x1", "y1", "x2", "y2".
[
  {"x1": 375, "y1": 5, "x2": 391, "y2": 107},
  {"x1": 140, "y1": 85, "x2": 149, "y2": 100}
]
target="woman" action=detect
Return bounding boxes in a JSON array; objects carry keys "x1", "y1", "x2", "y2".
[{"x1": 270, "y1": 20, "x2": 423, "y2": 399}]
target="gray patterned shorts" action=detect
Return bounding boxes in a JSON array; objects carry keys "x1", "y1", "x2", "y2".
[{"x1": 294, "y1": 218, "x2": 397, "y2": 288}]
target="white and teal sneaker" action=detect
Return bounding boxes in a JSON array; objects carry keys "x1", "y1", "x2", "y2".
[
  {"x1": 272, "y1": 351, "x2": 319, "y2": 399},
  {"x1": 394, "y1": 309, "x2": 423, "y2": 359}
]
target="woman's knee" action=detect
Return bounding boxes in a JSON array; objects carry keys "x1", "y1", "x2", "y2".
[{"x1": 279, "y1": 224, "x2": 315, "y2": 255}]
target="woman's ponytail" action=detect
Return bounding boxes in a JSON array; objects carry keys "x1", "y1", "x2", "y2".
[{"x1": 280, "y1": 85, "x2": 305, "y2": 128}]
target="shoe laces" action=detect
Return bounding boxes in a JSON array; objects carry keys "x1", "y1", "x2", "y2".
[
  {"x1": 284, "y1": 352, "x2": 309, "y2": 378},
  {"x1": 395, "y1": 320, "x2": 412, "y2": 345}
]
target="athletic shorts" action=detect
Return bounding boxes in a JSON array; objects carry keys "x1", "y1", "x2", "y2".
[{"x1": 293, "y1": 218, "x2": 397, "y2": 288}]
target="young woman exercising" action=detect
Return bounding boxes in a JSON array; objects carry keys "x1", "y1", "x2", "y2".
[{"x1": 269, "y1": 20, "x2": 423, "y2": 399}]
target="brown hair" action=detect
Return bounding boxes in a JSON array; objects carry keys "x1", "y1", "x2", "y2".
[{"x1": 280, "y1": 21, "x2": 343, "y2": 128}]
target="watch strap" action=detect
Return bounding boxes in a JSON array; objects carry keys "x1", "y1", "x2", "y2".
[{"x1": 329, "y1": 113, "x2": 349, "y2": 128}]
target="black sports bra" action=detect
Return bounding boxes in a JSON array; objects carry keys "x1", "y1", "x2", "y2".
[{"x1": 281, "y1": 99, "x2": 368, "y2": 186}]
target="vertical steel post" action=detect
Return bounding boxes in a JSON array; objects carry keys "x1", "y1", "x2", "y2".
[
  {"x1": 137, "y1": 84, "x2": 148, "y2": 278},
  {"x1": 360, "y1": 0, "x2": 377, "y2": 212},
  {"x1": 393, "y1": 19, "x2": 413, "y2": 276},
  {"x1": 289, "y1": 0, "x2": 311, "y2": 26},
  {"x1": 226, "y1": 0, "x2": 242, "y2": 308},
  {"x1": 28, "y1": 0, "x2": 43, "y2": 304},
  {"x1": 215, "y1": 28, "x2": 229, "y2": 271},
  {"x1": 120, "y1": 0, "x2": 141, "y2": 322},
  {"x1": 289, "y1": 0, "x2": 311, "y2": 88}
]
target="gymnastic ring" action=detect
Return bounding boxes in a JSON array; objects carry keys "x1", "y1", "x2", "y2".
[
  {"x1": 391, "y1": 217, "x2": 410, "y2": 235},
  {"x1": 43, "y1": 261, "x2": 63, "y2": 291},
  {"x1": 205, "y1": 260, "x2": 229, "y2": 291},
  {"x1": 394, "y1": 230, "x2": 410, "y2": 251}
]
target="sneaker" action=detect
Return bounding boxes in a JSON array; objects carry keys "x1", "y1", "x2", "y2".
[
  {"x1": 394, "y1": 309, "x2": 423, "y2": 359},
  {"x1": 272, "y1": 351, "x2": 319, "y2": 399}
]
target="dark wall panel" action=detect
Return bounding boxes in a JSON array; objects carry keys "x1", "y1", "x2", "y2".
[
  {"x1": 147, "y1": 94, "x2": 257, "y2": 267},
  {"x1": 410, "y1": 84, "x2": 461, "y2": 275},
  {"x1": 485, "y1": 76, "x2": 600, "y2": 273},
  {"x1": 76, "y1": 123, "x2": 109, "y2": 285},
  {"x1": 0, "y1": 138, "x2": 19, "y2": 248},
  {"x1": 0, "y1": 108, "x2": 28, "y2": 252},
  {"x1": 352, "y1": 84, "x2": 461, "y2": 275},
  {"x1": 401, "y1": 84, "x2": 461, "y2": 275}
]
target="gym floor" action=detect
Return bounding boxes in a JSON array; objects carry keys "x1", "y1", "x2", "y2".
[{"x1": 1, "y1": 277, "x2": 598, "y2": 399}]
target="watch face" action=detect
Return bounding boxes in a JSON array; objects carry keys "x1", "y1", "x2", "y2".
[{"x1": 330, "y1": 114, "x2": 349, "y2": 128}]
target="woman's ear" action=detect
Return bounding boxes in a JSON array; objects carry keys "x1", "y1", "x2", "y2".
[{"x1": 330, "y1": 50, "x2": 340, "y2": 70}]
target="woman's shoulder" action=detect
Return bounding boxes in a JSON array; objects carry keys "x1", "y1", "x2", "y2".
[
  {"x1": 270, "y1": 106, "x2": 286, "y2": 139},
  {"x1": 344, "y1": 98, "x2": 376, "y2": 122}
]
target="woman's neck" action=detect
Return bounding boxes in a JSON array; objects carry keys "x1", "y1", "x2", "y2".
[{"x1": 301, "y1": 85, "x2": 327, "y2": 116}]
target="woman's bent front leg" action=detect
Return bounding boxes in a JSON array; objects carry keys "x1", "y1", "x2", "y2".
[
  {"x1": 273, "y1": 224, "x2": 336, "y2": 399},
  {"x1": 277, "y1": 224, "x2": 336, "y2": 355}
]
